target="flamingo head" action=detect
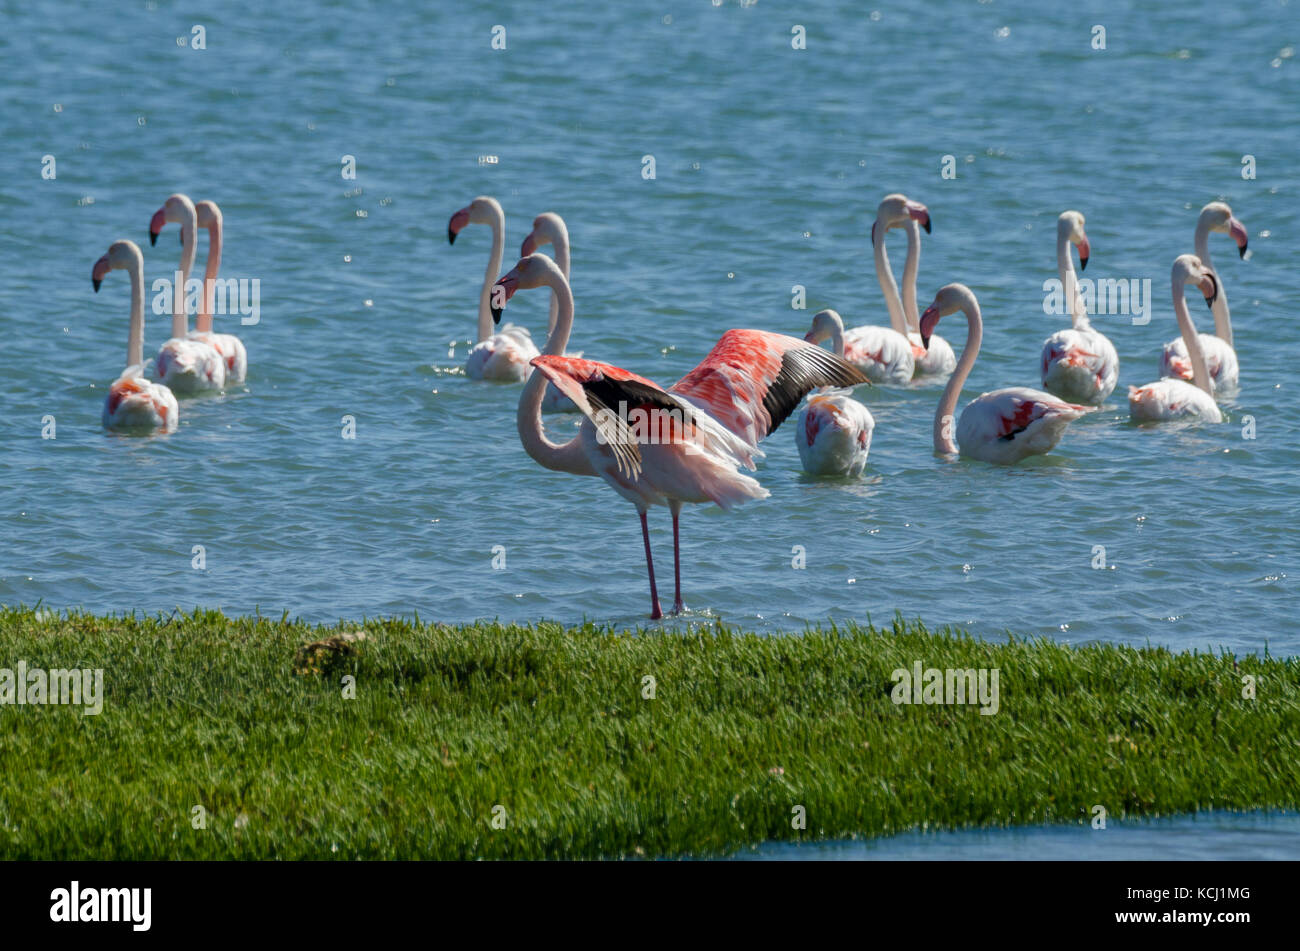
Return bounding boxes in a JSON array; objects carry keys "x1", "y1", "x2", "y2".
[
  {"x1": 149, "y1": 193, "x2": 196, "y2": 247},
  {"x1": 1059, "y1": 210, "x2": 1089, "y2": 271},
  {"x1": 521, "y1": 212, "x2": 566, "y2": 257},
  {"x1": 872, "y1": 193, "x2": 931, "y2": 247},
  {"x1": 1172, "y1": 253, "x2": 1218, "y2": 308},
  {"x1": 803, "y1": 308, "x2": 843, "y2": 345},
  {"x1": 92, "y1": 239, "x2": 143, "y2": 292},
  {"x1": 1200, "y1": 202, "x2": 1249, "y2": 259},
  {"x1": 195, "y1": 199, "x2": 222, "y2": 230},
  {"x1": 447, "y1": 195, "x2": 500, "y2": 245},
  {"x1": 919, "y1": 283, "x2": 973, "y2": 350},
  {"x1": 490, "y1": 252, "x2": 563, "y2": 324}
]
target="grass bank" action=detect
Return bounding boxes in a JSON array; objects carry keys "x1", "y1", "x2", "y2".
[{"x1": 1, "y1": 608, "x2": 1296, "y2": 859}]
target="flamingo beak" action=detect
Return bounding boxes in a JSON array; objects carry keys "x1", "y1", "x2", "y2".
[
  {"x1": 490, "y1": 273, "x2": 519, "y2": 324},
  {"x1": 870, "y1": 220, "x2": 876, "y2": 248},
  {"x1": 92, "y1": 255, "x2": 110, "y2": 292},
  {"x1": 149, "y1": 208, "x2": 166, "y2": 246},
  {"x1": 521, "y1": 232, "x2": 539, "y2": 256},
  {"x1": 804, "y1": 330, "x2": 817, "y2": 343},
  {"x1": 919, "y1": 305, "x2": 940, "y2": 350},
  {"x1": 1229, "y1": 217, "x2": 1249, "y2": 258},
  {"x1": 1076, "y1": 234, "x2": 1090, "y2": 271},
  {"x1": 448, "y1": 207, "x2": 471, "y2": 245},
  {"x1": 1199, "y1": 271, "x2": 1219, "y2": 307},
  {"x1": 907, "y1": 202, "x2": 932, "y2": 234}
]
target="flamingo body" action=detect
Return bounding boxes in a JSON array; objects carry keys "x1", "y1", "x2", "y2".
[
  {"x1": 1128, "y1": 379, "x2": 1222, "y2": 423},
  {"x1": 157, "y1": 337, "x2": 226, "y2": 393},
  {"x1": 104, "y1": 367, "x2": 179, "y2": 433},
  {"x1": 910, "y1": 332, "x2": 956, "y2": 377},
  {"x1": 190, "y1": 331, "x2": 247, "y2": 383},
  {"x1": 1159, "y1": 334, "x2": 1238, "y2": 391},
  {"x1": 796, "y1": 390, "x2": 874, "y2": 476},
  {"x1": 956, "y1": 387, "x2": 1093, "y2": 464},
  {"x1": 1041, "y1": 327, "x2": 1120, "y2": 404},
  {"x1": 465, "y1": 323, "x2": 539, "y2": 381},
  {"x1": 840, "y1": 325, "x2": 916, "y2": 384}
]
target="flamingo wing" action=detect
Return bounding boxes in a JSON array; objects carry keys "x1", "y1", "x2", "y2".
[
  {"x1": 530, "y1": 355, "x2": 758, "y2": 481},
  {"x1": 669, "y1": 329, "x2": 868, "y2": 449}
]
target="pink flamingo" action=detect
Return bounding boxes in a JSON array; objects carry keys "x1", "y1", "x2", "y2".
[
  {"x1": 92, "y1": 240, "x2": 179, "y2": 433},
  {"x1": 493, "y1": 253, "x2": 867, "y2": 618}
]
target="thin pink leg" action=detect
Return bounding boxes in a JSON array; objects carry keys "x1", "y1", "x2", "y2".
[
  {"x1": 639, "y1": 510, "x2": 663, "y2": 620},
  {"x1": 671, "y1": 503, "x2": 685, "y2": 615}
]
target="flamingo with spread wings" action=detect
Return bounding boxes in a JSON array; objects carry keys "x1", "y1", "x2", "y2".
[{"x1": 494, "y1": 253, "x2": 867, "y2": 618}]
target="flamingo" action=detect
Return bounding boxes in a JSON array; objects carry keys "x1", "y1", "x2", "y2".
[
  {"x1": 920, "y1": 283, "x2": 1094, "y2": 464},
  {"x1": 899, "y1": 214, "x2": 956, "y2": 377},
  {"x1": 447, "y1": 196, "x2": 539, "y2": 381},
  {"x1": 148, "y1": 193, "x2": 226, "y2": 394},
  {"x1": 814, "y1": 194, "x2": 928, "y2": 384},
  {"x1": 1129, "y1": 255, "x2": 1223, "y2": 423},
  {"x1": 493, "y1": 253, "x2": 867, "y2": 618},
  {"x1": 795, "y1": 310, "x2": 875, "y2": 477},
  {"x1": 1039, "y1": 211, "x2": 1119, "y2": 404},
  {"x1": 520, "y1": 212, "x2": 580, "y2": 412},
  {"x1": 185, "y1": 199, "x2": 248, "y2": 382},
  {"x1": 1159, "y1": 202, "x2": 1246, "y2": 390},
  {"x1": 92, "y1": 240, "x2": 179, "y2": 434}
]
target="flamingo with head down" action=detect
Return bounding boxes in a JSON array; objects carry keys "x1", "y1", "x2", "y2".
[
  {"x1": 1129, "y1": 255, "x2": 1223, "y2": 423},
  {"x1": 493, "y1": 253, "x2": 867, "y2": 618},
  {"x1": 186, "y1": 199, "x2": 248, "y2": 383},
  {"x1": 447, "y1": 196, "x2": 539, "y2": 381},
  {"x1": 920, "y1": 283, "x2": 1094, "y2": 464},
  {"x1": 1039, "y1": 211, "x2": 1119, "y2": 404},
  {"x1": 148, "y1": 193, "x2": 226, "y2": 394},
  {"x1": 1159, "y1": 201, "x2": 1246, "y2": 390},
  {"x1": 92, "y1": 240, "x2": 179, "y2": 434},
  {"x1": 795, "y1": 310, "x2": 875, "y2": 477}
]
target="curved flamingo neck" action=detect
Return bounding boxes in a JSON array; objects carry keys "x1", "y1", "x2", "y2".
[
  {"x1": 173, "y1": 210, "x2": 197, "y2": 338},
  {"x1": 828, "y1": 317, "x2": 845, "y2": 357},
  {"x1": 934, "y1": 294, "x2": 982, "y2": 454},
  {"x1": 902, "y1": 220, "x2": 922, "y2": 335},
  {"x1": 517, "y1": 269, "x2": 594, "y2": 476},
  {"x1": 872, "y1": 219, "x2": 910, "y2": 336},
  {"x1": 197, "y1": 210, "x2": 222, "y2": 334},
  {"x1": 1057, "y1": 229, "x2": 1088, "y2": 330},
  {"x1": 546, "y1": 223, "x2": 571, "y2": 338},
  {"x1": 126, "y1": 252, "x2": 146, "y2": 369},
  {"x1": 477, "y1": 201, "x2": 505, "y2": 343},
  {"x1": 1172, "y1": 281, "x2": 1214, "y2": 396},
  {"x1": 1193, "y1": 217, "x2": 1233, "y2": 347}
]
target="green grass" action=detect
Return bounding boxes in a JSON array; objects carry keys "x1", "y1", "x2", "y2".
[{"x1": 0, "y1": 607, "x2": 1297, "y2": 859}]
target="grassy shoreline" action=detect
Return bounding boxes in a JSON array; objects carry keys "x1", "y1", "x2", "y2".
[{"x1": 1, "y1": 608, "x2": 1297, "y2": 859}]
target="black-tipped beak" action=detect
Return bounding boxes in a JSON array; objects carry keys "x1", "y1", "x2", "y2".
[
  {"x1": 922, "y1": 217, "x2": 932, "y2": 235},
  {"x1": 93, "y1": 278, "x2": 101, "y2": 292},
  {"x1": 149, "y1": 231, "x2": 159, "y2": 247},
  {"x1": 1078, "y1": 253, "x2": 1088, "y2": 271},
  {"x1": 448, "y1": 227, "x2": 457, "y2": 245},
  {"x1": 1238, "y1": 240, "x2": 1247, "y2": 260},
  {"x1": 1201, "y1": 272, "x2": 1219, "y2": 308},
  {"x1": 490, "y1": 304, "x2": 502, "y2": 324}
]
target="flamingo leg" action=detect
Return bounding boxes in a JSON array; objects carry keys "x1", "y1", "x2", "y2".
[
  {"x1": 639, "y1": 510, "x2": 663, "y2": 620},
  {"x1": 670, "y1": 500, "x2": 685, "y2": 615}
]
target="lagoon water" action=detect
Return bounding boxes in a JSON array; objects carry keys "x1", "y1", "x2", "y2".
[{"x1": 2, "y1": 3, "x2": 1298, "y2": 858}]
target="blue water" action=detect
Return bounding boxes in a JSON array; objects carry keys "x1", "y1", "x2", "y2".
[
  {"x1": 2, "y1": 0, "x2": 1297, "y2": 862},
  {"x1": 737, "y1": 811, "x2": 1300, "y2": 860}
]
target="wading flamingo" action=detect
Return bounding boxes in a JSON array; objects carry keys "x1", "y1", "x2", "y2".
[
  {"x1": 1159, "y1": 202, "x2": 1246, "y2": 389},
  {"x1": 899, "y1": 215, "x2": 956, "y2": 377},
  {"x1": 93, "y1": 240, "x2": 179, "y2": 434},
  {"x1": 1039, "y1": 211, "x2": 1119, "y2": 404},
  {"x1": 796, "y1": 310, "x2": 875, "y2": 476},
  {"x1": 1129, "y1": 255, "x2": 1223, "y2": 423},
  {"x1": 813, "y1": 194, "x2": 928, "y2": 383},
  {"x1": 149, "y1": 193, "x2": 226, "y2": 394},
  {"x1": 447, "y1": 196, "x2": 539, "y2": 381},
  {"x1": 920, "y1": 284, "x2": 1094, "y2": 464},
  {"x1": 520, "y1": 212, "x2": 580, "y2": 412},
  {"x1": 187, "y1": 199, "x2": 248, "y2": 382},
  {"x1": 494, "y1": 253, "x2": 867, "y2": 618}
]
